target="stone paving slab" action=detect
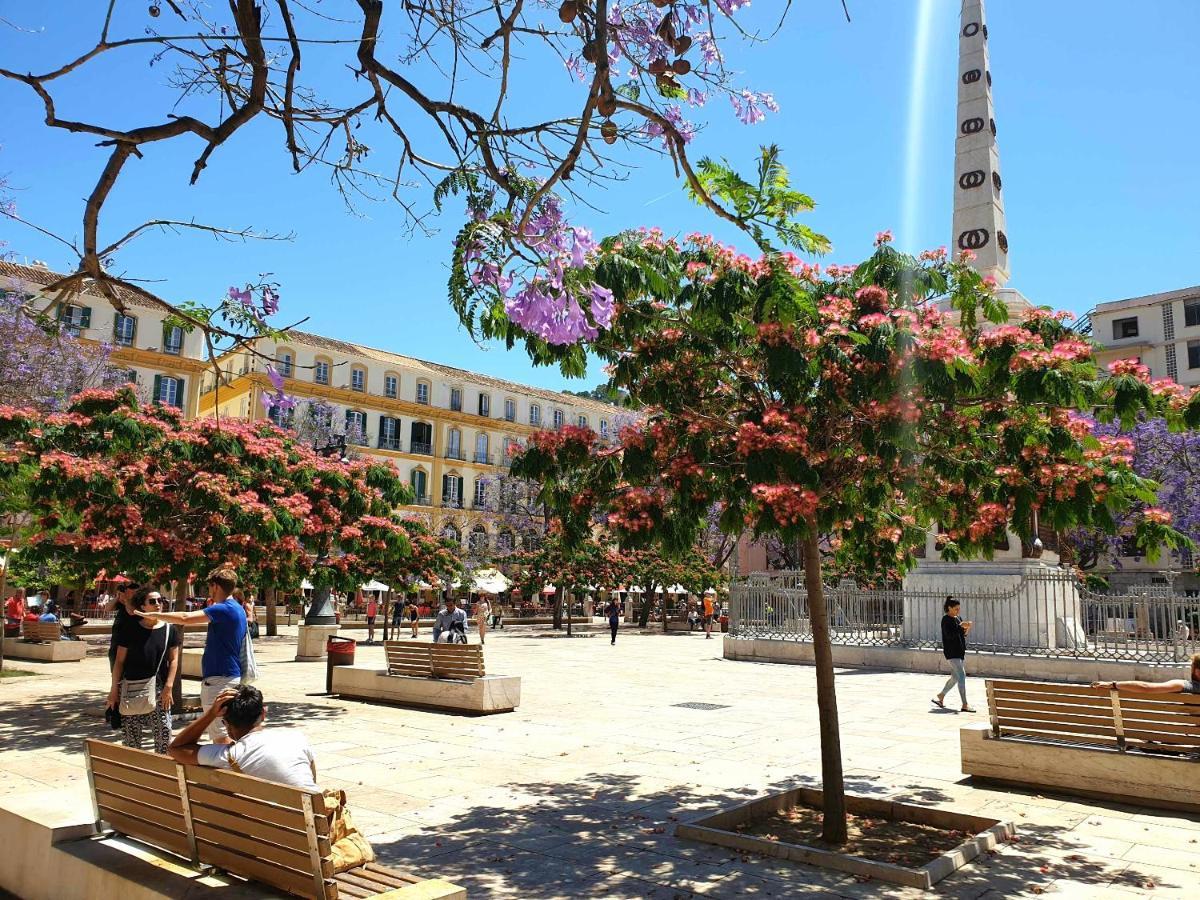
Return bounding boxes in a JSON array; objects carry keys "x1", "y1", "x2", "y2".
[{"x1": 2, "y1": 628, "x2": 1199, "y2": 897}]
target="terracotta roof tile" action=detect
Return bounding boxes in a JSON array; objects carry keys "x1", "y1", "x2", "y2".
[{"x1": 0, "y1": 260, "x2": 172, "y2": 312}]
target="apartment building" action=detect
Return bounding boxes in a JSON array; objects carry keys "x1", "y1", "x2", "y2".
[
  {"x1": 1088, "y1": 285, "x2": 1200, "y2": 386},
  {"x1": 0, "y1": 261, "x2": 208, "y2": 416},
  {"x1": 198, "y1": 329, "x2": 621, "y2": 553}
]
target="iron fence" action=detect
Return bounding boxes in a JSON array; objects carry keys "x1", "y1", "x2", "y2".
[{"x1": 728, "y1": 569, "x2": 1200, "y2": 664}]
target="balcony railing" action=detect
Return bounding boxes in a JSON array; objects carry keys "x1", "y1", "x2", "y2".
[
  {"x1": 347, "y1": 433, "x2": 368, "y2": 447},
  {"x1": 411, "y1": 441, "x2": 433, "y2": 455},
  {"x1": 445, "y1": 448, "x2": 466, "y2": 461},
  {"x1": 378, "y1": 436, "x2": 402, "y2": 451},
  {"x1": 410, "y1": 494, "x2": 432, "y2": 506},
  {"x1": 474, "y1": 452, "x2": 493, "y2": 465},
  {"x1": 442, "y1": 497, "x2": 464, "y2": 509}
]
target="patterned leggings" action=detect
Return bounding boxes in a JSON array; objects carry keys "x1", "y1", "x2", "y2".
[{"x1": 121, "y1": 704, "x2": 173, "y2": 754}]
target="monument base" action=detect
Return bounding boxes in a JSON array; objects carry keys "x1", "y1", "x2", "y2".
[{"x1": 295, "y1": 624, "x2": 339, "y2": 661}]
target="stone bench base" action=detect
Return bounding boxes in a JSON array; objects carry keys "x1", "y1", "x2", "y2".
[
  {"x1": 1, "y1": 637, "x2": 87, "y2": 662},
  {"x1": 332, "y1": 663, "x2": 520, "y2": 714},
  {"x1": 180, "y1": 649, "x2": 203, "y2": 679},
  {"x1": 960, "y1": 722, "x2": 1200, "y2": 813}
]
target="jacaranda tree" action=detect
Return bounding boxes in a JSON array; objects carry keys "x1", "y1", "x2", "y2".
[{"x1": 471, "y1": 221, "x2": 1199, "y2": 843}]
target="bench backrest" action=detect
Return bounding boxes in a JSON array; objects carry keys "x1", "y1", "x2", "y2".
[
  {"x1": 21, "y1": 620, "x2": 61, "y2": 642},
  {"x1": 84, "y1": 739, "x2": 195, "y2": 863},
  {"x1": 384, "y1": 640, "x2": 484, "y2": 679},
  {"x1": 986, "y1": 679, "x2": 1200, "y2": 753},
  {"x1": 183, "y1": 764, "x2": 336, "y2": 900}
]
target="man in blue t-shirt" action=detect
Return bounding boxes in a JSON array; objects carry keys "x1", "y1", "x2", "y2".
[{"x1": 135, "y1": 567, "x2": 247, "y2": 743}]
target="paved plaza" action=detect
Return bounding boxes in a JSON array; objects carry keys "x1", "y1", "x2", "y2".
[{"x1": 1, "y1": 627, "x2": 1197, "y2": 898}]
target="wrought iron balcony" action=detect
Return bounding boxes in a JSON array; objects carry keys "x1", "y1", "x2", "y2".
[
  {"x1": 410, "y1": 441, "x2": 433, "y2": 456},
  {"x1": 378, "y1": 436, "x2": 402, "y2": 451}
]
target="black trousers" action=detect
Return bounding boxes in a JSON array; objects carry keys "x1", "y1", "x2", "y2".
[{"x1": 609, "y1": 621, "x2": 619, "y2": 642}]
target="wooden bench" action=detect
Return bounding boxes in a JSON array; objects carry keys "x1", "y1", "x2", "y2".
[
  {"x1": 20, "y1": 620, "x2": 62, "y2": 642},
  {"x1": 960, "y1": 679, "x2": 1200, "y2": 811},
  {"x1": 333, "y1": 641, "x2": 518, "y2": 715},
  {"x1": 83, "y1": 739, "x2": 466, "y2": 899},
  {"x1": 385, "y1": 641, "x2": 485, "y2": 680}
]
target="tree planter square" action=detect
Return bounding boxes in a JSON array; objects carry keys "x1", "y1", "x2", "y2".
[{"x1": 676, "y1": 786, "x2": 1014, "y2": 889}]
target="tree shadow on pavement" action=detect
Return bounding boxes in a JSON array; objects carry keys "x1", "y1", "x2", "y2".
[
  {"x1": 372, "y1": 766, "x2": 1184, "y2": 900},
  {"x1": 0, "y1": 690, "x2": 348, "y2": 755}
]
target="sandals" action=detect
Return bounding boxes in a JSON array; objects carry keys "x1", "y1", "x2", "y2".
[
  {"x1": 961, "y1": 705, "x2": 976, "y2": 713},
  {"x1": 931, "y1": 696, "x2": 946, "y2": 709}
]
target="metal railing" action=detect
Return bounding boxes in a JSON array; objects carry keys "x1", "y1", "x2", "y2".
[
  {"x1": 474, "y1": 452, "x2": 493, "y2": 465},
  {"x1": 445, "y1": 449, "x2": 465, "y2": 461},
  {"x1": 378, "y1": 436, "x2": 402, "y2": 451},
  {"x1": 728, "y1": 569, "x2": 1200, "y2": 664},
  {"x1": 410, "y1": 441, "x2": 433, "y2": 455}
]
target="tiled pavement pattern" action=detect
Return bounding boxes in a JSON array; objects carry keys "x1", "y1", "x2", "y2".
[{"x1": 1, "y1": 627, "x2": 1198, "y2": 898}]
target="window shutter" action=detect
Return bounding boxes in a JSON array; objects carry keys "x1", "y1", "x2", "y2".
[
  {"x1": 456, "y1": 476, "x2": 464, "y2": 500},
  {"x1": 153, "y1": 374, "x2": 163, "y2": 404},
  {"x1": 173, "y1": 377, "x2": 185, "y2": 409},
  {"x1": 442, "y1": 474, "x2": 451, "y2": 499},
  {"x1": 80, "y1": 307, "x2": 92, "y2": 328}
]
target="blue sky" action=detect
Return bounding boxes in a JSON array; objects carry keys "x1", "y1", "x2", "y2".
[{"x1": 2, "y1": 1, "x2": 1197, "y2": 392}]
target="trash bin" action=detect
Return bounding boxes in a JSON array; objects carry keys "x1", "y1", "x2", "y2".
[
  {"x1": 326, "y1": 636, "x2": 356, "y2": 694},
  {"x1": 720, "y1": 614, "x2": 729, "y2": 633}
]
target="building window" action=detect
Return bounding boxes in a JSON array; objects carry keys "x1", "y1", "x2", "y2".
[
  {"x1": 384, "y1": 374, "x2": 397, "y2": 398},
  {"x1": 504, "y1": 399, "x2": 516, "y2": 422},
  {"x1": 378, "y1": 415, "x2": 401, "y2": 450},
  {"x1": 474, "y1": 478, "x2": 488, "y2": 508},
  {"x1": 553, "y1": 409, "x2": 564, "y2": 429},
  {"x1": 351, "y1": 367, "x2": 366, "y2": 392},
  {"x1": 443, "y1": 473, "x2": 464, "y2": 507},
  {"x1": 478, "y1": 393, "x2": 490, "y2": 417},
  {"x1": 345, "y1": 410, "x2": 367, "y2": 444},
  {"x1": 446, "y1": 428, "x2": 463, "y2": 460},
  {"x1": 162, "y1": 325, "x2": 184, "y2": 355},
  {"x1": 474, "y1": 432, "x2": 490, "y2": 464},
  {"x1": 1186, "y1": 300, "x2": 1200, "y2": 328},
  {"x1": 529, "y1": 404, "x2": 541, "y2": 426},
  {"x1": 1189, "y1": 341, "x2": 1200, "y2": 370},
  {"x1": 1112, "y1": 317, "x2": 1139, "y2": 340},
  {"x1": 577, "y1": 415, "x2": 588, "y2": 429},
  {"x1": 153, "y1": 374, "x2": 184, "y2": 408},
  {"x1": 496, "y1": 531, "x2": 514, "y2": 554},
  {"x1": 113, "y1": 314, "x2": 137, "y2": 347},
  {"x1": 314, "y1": 361, "x2": 330, "y2": 385},
  {"x1": 600, "y1": 419, "x2": 609, "y2": 439},
  {"x1": 468, "y1": 526, "x2": 488, "y2": 555},
  {"x1": 277, "y1": 352, "x2": 294, "y2": 377},
  {"x1": 416, "y1": 381, "x2": 430, "y2": 404},
  {"x1": 410, "y1": 469, "x2": 428, "y2": 504},
  {"x1": 58, "y1": 304, "x2": 91, "y2": 335},
  {"x1": 267, "y1": 404, "x2": 294, "y2": 428},
  {"x1": 410, "y1": 421, "x2": 433, "y2": 454},
  {"x1": 450, "y1": 388, "x2": 462, "y2": 412}
]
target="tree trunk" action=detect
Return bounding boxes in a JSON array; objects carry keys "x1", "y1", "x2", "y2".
[
  {"x1": 567, "y1": 590, "x2": 573, "y2": 637},
  {"x1": 382, "y1": 590, "x2": 391, "y2": 642},
  {"x1": 552, "y1": 585, "x2": 565, "y2": 629},
  {"x1": 265, "y1": 585, "x2": 278, "y2": 637},
  {"x1": 637, "y1": 581, "x2": 657, "y2": 628},
  {"x1": 803, "y1": 533, "x2": 848, "y2": 846}
]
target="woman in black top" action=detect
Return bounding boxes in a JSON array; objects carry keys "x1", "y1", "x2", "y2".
[
  {"x1": 932, "y1": 597, "x2": 974, "y2": 712},
  {"x1": 107, "y1": 589, "x2": 182, "y2": 753}
]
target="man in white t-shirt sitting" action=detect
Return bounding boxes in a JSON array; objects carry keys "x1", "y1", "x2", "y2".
[{"x1": 167, "y1": 685, "x2": 319, "y2": 792}]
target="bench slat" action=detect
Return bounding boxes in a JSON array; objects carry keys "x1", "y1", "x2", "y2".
[
  {"x1": 993, "y1": 708, "x2": 1118, "y2": 730},
  {"x1": 194, "y1": 821, "x2": 326, "y2": 877},
  {"x1": 190, "y1": 805, "x2": 329, "y2": 856},
  {"x1": 186, "y1": 763, "x2": 326, "y2": 815},
  {"x1": 92, "y1": 773, "x2": 183, "y2": 812},
  {"x1": 96, "y1": 790, "x2": 187, "y2": 831},
  {"x1": 100, "y1": 808, "x2": 193, "y2": 858},
  {"x1": 997, "y1": 718, "x2": 1119, "y2": 739},
  {"x1": 1119, "y1": 695, "x2": 1200, "y2": 710},
  {"x1": 198, "y1": 840, "x2": 331, "y2": 900},
  {"x1": 334, "y1": 871, "x2": 385, "y2": 897},
  {"x1": 90, "y1": 758, "x2": 182, "y2": 797},
  {"x1": 989, "y1": 680, "x2": 1110, "y2": 697},
  {"x1": 87, "y1": 738, "x2": 181, "y2": 777},
  {"x1": 187, "y1": 784, "x2": 322, "y2": 833},
  {"x1": 991, "y1": 690, "x2": 1112, "y2": 709}
]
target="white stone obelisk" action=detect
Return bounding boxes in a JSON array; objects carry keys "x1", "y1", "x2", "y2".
[{"x1": 952, "y1": 0, "x2": 1010, "y2": 286}]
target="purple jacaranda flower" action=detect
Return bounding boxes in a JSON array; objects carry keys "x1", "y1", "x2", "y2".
[{"x1": 228, "y1": 286, "x2": 254, "y2": 308}]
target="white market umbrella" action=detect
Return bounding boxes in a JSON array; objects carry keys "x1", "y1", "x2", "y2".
[
  {"x1": 360, "y1": 579, "x2": 390, "y2": 592},
  {"x1": 301, "y1": 579, "x2": 314, "y2": 590}
]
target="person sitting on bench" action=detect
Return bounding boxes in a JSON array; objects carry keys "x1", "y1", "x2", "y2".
[
  {"x1": 167, "y1": 685, "x2": 319, "y2": 791},
  {"x1": 1093, "y1": 653, "x2": 1200, "y2": 694}
]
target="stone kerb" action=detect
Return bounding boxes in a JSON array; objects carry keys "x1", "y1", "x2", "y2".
[{"x1": 2, "y1": 637, "x2": 87, "y2": 662}]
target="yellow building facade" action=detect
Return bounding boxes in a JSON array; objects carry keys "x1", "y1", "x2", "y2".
[
  {"x1": 0, "y1": 261, "x2": 208, "y2": 416},
  {"x1": 199, "y1": 329, "x2": 620, "y2": 555}
]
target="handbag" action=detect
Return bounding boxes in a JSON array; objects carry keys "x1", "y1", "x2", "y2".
[
  {"x1": 322, "y1": 789, "x2": 375, "y2": 874},
  {"x1": 120, "y1": 626, "x2": 170, "y2": 717},
  {"x1": 239, "y1": 629, "x2": 259, "y2": 684}
]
